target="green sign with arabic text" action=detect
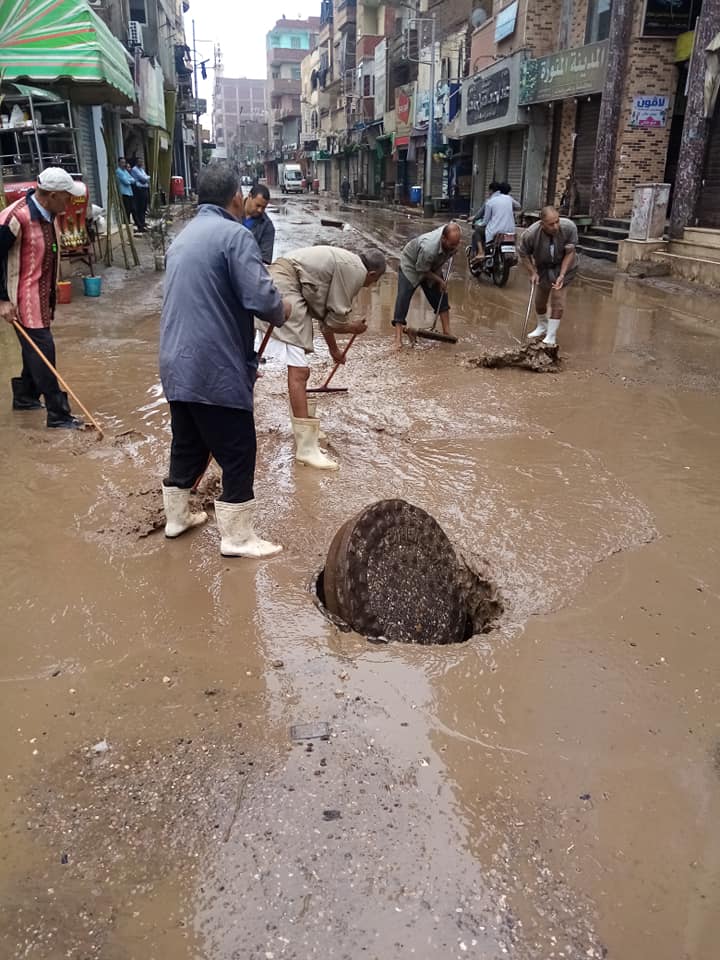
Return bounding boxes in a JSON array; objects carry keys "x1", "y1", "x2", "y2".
[{"x1": 519, "y1": 40, "x2": 609, "y2": 105}]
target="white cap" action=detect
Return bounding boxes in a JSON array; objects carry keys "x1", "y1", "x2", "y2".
[{"x1": 37, "y1": 167, "x2": 86, "y2": 197}]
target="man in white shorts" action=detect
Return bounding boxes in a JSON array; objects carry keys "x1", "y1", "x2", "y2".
[{"x1": 256, "y1": 245, "x2": 386, "y2": 469}]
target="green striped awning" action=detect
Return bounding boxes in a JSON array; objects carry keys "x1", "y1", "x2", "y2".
[{"x1": 0, "y1": 0, "x2": 135, "y2": 104}]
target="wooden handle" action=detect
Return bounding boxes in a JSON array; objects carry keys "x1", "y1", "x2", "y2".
[
  {"x1": 320, "y1": 333, "x2": 357, "y2": 389},
  {"x1": 12, "y1": 320, "x2": 103, "y2": 439}
]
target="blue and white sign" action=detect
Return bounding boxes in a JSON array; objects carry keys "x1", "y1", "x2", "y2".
[{"x1": 495, "y1": 1, "x2": 519, "y2": 43}]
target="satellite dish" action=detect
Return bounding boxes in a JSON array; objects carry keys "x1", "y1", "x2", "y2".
[{"x1": 470, "y1": 8, "x2": 488, "y2": 29}]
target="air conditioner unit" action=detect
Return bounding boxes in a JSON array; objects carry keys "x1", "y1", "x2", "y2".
[{"x1": 128, "y1": 21, "x2": 144, "y2": 51}]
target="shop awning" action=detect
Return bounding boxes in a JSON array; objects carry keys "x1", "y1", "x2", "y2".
[{"x1": 0, "y1": 0, "x2": 135, "y2": 105}]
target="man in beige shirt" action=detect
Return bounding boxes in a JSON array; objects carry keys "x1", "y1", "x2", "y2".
[{"x1": 256, "y1": 245, "x2": 386, "y2": 469}]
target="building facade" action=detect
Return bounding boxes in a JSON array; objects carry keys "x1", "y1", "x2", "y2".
[
  {"x1": 266, "y1": 14, "x2": 321, "y2": 181},
  {"x1": 213, "y1": 76, "x2": 267, "y2": 173}
]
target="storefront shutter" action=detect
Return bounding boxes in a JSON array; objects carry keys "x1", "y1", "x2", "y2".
[
  {"x1": 506, "y1": 129, "x2": 525, "y2": 201},
  {"x1": 699, "y1": 104, "x2": 720, "y2": 229},
  {"x1": 572, "y1": 95, "x2": 601, "y2": 215},
  {"x1": 73, "y1": 105, "x2": 100, "y2": 207}
]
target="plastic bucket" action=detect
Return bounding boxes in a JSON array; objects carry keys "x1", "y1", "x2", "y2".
[
  {"x1": 56, "y1": 281, "x2": 72, "y2": 304},
  {"x1": 410, "y1": 185, "x2": 422, "y2": 205},
  {"x1": 83, "y1": 276, "x2": 102, "y2": 297}
]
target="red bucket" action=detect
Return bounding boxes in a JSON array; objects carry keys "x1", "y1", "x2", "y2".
[{"x1": 56, "y1": 281, "x2": 72, "y2": 304}]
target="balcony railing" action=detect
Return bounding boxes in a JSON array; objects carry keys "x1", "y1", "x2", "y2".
[
  {"x1": 270, "y1": 78, "x2": 301, "y2": 96},
  {"x1": 267, "y1": 47, "x2": 307, "y2": 66}
]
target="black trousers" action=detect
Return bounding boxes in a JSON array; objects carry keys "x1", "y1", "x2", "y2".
[
  {"x1": 392, "y1": 269, "x2": 449, "y2": 326},
  {"x1": 166, "y1": 401, "x2": 256, "y2": 504},
  {"x1": 121, "y1": 193, "x2": 138, "y2": 229},
  {"x1": 13, "y1": 325, "x2": 72, "y2": 423},
  {"x1": 133, "y1": 187, "x2": 148, "y2": 231}
]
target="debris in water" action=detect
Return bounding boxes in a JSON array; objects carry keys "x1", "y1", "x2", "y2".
[
  {"x1": 465, "y1": 341, "x2": 561, "y2": 373},
  {"x1": 92, "y1": 739, "x2": 109, "y2": 754},
  {"x1": 322, "y1": 809, "x2": 341, "y2": 821},
  {"x1": 290, "y1": 721, "x2": 330, "y2": 741}
]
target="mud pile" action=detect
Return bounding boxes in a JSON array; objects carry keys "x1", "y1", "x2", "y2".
[{"x1": 465, "y1": 341, "x2": 561, "y2": 373}]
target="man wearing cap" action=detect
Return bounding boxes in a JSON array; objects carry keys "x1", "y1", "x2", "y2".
[{"x1": 0, "y1": 167, "x2": 86, "y2": 429}]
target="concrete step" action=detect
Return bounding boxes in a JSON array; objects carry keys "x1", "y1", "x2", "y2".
[
  {"x1": 667, "y1": 238, "x2": 720, "y2": 263},
  {"x1": 580, "y1": 234, "x2": 621, "y2": 252},
  {"x1": 587, "y1": 224, "x2": 631, "y2": 240},
  {"x1": 577, "y1": 242, "x2": 618, "y2": 262},
  {"x1": 650, "y1": 250, "x2": 720, "y2": 288},
  {"x1": 602, "y1": 218, "x2": 631, "y2": 231},
  {"x1": 682, "y1": 227, "x2": 720, "y2": 250}
]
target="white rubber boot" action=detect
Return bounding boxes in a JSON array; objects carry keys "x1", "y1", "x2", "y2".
[
  {"x1": 528, "y1": 314, "x2": 548, "y2": 338},
  {"x1": 542, "y1": 318, "x2": 561, "y2": 346},
  {"x1": 291, "y1": 416, "x2": 339, "y2": 470},
  {"x1": 306, "y1": 398, "x2": 328, "y2": 442},
  {"x1": 214, "y1": 500, "x2": 282, "y2": 558},
  {"x1": 162, "y1": 485, "x2": 208, "y2": 539}
]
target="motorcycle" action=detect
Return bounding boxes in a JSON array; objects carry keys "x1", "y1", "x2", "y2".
[{"x1": 465, "y1": 232, "x2": 518, "y2": 287}]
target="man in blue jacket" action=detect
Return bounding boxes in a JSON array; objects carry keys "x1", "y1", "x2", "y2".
[
  {"x1": 115, "y1": 158, "x2": 138, "y2": 231},
  {"x1": 159, "y1": 165, "x2": 290, "y2": 558}
]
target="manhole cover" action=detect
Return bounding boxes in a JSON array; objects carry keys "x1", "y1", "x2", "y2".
[{"x1": 323, "y1": 499, "x2": 467, "y2": 644}]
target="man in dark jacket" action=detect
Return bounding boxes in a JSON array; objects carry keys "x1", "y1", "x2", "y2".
[
  {"x1": 241, "y1": 184, "x2": 275, "y2": 263},
  {"x1": 160, "y1": 165, "x2": 290, "y2": 558}
]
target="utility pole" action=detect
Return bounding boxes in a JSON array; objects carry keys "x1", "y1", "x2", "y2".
[
  {"x1": 670, "y1": 0, "x2": 720, "y2": 238},
  {"x1": 589, "y1": 0, "x2": 634, "y2": 221},
  {"x1": 192, "y1": 18, "x2": 202, "y2": 189},
  {"x1": 424, "y1": 14, "x2": 436, "y2": 219},
  {"x1": 405, "y1": 13, "x2": 437, "y2": 217}
]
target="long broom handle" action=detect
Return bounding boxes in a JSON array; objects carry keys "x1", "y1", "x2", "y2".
[
  {"x1": 521, "y1": 280, "x2": 537, "y2": 341},
  {"x1": 12, "y1": 320, "x2": 103, "y2": 439},
  {"x1": 191, "y1": 324, "x2": 275, "y2": 494},
  {"x1": 431, "y1": 255, "x2": 454, "y2": 330},
  {"x1": 316, "y1": 332, "x2": 357, "y2": 390}
]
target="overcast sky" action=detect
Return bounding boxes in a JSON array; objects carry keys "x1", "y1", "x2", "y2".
[{"x1": 185, "y1": 1, "x2": 321, "y2": 122}]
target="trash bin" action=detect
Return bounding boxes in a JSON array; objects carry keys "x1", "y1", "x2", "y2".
[
  {"x1": 410, "y1": 185, "x2": 423, "y2": 205},
  {"x1": 312, "y1": 178, "x2": 320, "y2": 194},
  {"x1": 170, "y1": 176, "x2": 185, "y2": 201},
  {"x1": 83, "y1": 276, "x2": 102, "y2": 297},
  {"x1": 629, "y1": 183, "x2": 670, "y2": 241}
]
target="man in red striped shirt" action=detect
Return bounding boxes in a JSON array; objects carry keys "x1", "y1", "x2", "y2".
[{"x1": 0, "y1": 168, "x2": 86, "y2": 429}]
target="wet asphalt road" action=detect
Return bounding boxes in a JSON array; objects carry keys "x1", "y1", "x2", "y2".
[{"x1": 0, "y1": 195, "x2": 719, "y2": 959}]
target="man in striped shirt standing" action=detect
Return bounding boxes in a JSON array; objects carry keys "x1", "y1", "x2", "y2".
[{"x1": 0, "y1": 167, "x2": 86, "y2": 429}]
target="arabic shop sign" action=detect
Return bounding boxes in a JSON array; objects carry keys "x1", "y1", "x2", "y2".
[
  {"x1": 519, "y1": 40, "x2": 609, "y2": 105},
  {"x1": 630, "y1": 94, "x2": 669, "y2": 128},
  {"x1": 466, "y1": 68, "x2": 511, "y2": 125},
  {"x1": 643, "y1": 0, "x2": 695, "y2": 37}
]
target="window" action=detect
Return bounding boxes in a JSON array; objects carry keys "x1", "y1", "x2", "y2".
[
  {"x1": 291, "y1": 37, "x2": 301, "y2": 49},
  {"x1": 129, "y1": 0, "x2": 147, "y2": 24},
  {"x1": 585, "y1": 0, "x2": 611, "y2": 44},
  {"x1": 291, "y1": 66, "x2": 301, "y2": 80}
]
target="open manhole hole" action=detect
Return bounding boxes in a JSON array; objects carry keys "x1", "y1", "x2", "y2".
[{"x1": 312, "y1": 499, "x2": 503, "y2": 644}]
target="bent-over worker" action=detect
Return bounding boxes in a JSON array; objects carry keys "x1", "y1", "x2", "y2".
[
  {"x1": 0, "y1": 167, "x2": 86, "y2": 429},
  {"x1": 159, "y1": 164, "x2": 290, "y2": 558},
  {"x1": 392, "y1": 222, "x2": 462, "y2": 348},
  {"x1": 519, "y1": 206, "x2": 578, "y2": 347},
  {"x1": 256, "y1": 245, "x2": 386, "y2": 471}
]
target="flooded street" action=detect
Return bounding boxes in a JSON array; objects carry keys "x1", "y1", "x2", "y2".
[{"x1": 1, "y1": 197, "x2": 719, "y2": 960}]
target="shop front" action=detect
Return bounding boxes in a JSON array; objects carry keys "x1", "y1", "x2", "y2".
[
  {"x1": 519, "y1": 40, "x2": 609, "y2": 215},
  {"x1": 458, "y1": 51, "x2": 528, "y2": 212},
  {"x1": 392, "y1": 84, "x2": 416, "y2": 204}
]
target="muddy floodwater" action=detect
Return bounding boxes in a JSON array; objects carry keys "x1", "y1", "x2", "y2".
[{"x1": 1, "y1": 197, "x2": 719, "y2": 960}]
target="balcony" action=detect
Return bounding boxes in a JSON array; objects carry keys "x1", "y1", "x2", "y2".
[
  {"x1": 273, "y1": 105, "x2": 301, "y2": 122},
  {"x1": 270, "y1": 78, "x2": 301, "y2": 97},
  {"x1": 357, "y1": 34, "x2": 381, "y2": 60},
  {"x1": 267, "y1": 47, "x2": 307, "y2": 67},
  {"x1": 335, "y1": 0, "x2": 357, "y2": 33}
]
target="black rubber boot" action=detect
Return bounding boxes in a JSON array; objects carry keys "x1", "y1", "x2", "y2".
[
  {"x1": 46, "y1": 390, "x2": 84, "y2": 430},
  {"x1": 11, "y1": 377, "x2": 43, "y2": 410}
]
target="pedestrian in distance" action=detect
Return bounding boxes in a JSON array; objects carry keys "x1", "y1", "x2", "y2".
[
  {"x1": 255, "y1": 245, "x2": 386, "y2": 470},
  {"x1": 518, "y1": 206, "x2": 578, "y2": 347},
  {"x1": 240, "y1": 184, "x2": 275, "y2": 264},
  {"x1": 115, "y1": 158, "x2": 140, "y2": 232},
  {"x1": 392, "y1": 222, "x2": 462, "y2": 349},
  {"x1": 0, "y1": 167, "x2": 86, "y2": 429},
  {"x1": 159, "y1": 164, "x2": 291, "y2": 558},
  {"x1": 130, "y1": 157, "x2": 151, "y2": 232},
  {"x1": 340, "y1": 177, "x2": 350, "y2": 203}
]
